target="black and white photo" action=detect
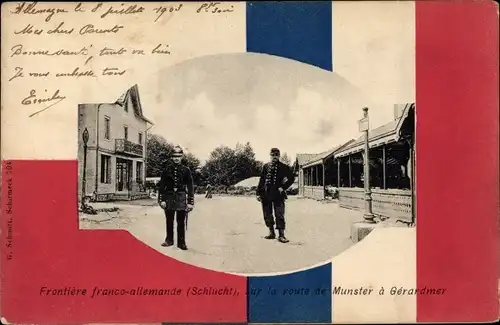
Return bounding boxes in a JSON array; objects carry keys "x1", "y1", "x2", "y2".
[{"x1": 78, "y1": 54, "x2": 415, "y2": 274}]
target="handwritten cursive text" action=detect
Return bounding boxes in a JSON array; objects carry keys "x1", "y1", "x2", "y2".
[
  {"x1": 10, "y1": 44, "x2": 90, "y2": 57},
  {"x1": 151, "y1": 44, "x2": 171, "y2": 55},
  {"x1": 22, "y1": 89, "x2": 67, "y2": 117},
  {"x1": 79, "y1": 24, "x2": 124, "y2": 35},
  {"x1": 14, "y1": 24, "x2": 44, "y2": 35},
  {"x1": 102, "y1": 68, "x2": 127, "y2": 76},
  {"x1": 10, "y1": 2, "x2": 69, "y2": 22},
  {"x1": 197, "y1": 2, "x2": 235, "y2": 14}
]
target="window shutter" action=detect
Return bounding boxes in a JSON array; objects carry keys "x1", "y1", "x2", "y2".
[
  {"x1": 100, "y1": 155, "x2": 104, "y2": 183},
  {"x1": 107, "y1": 157, "x2": 112, "y2": 183}
]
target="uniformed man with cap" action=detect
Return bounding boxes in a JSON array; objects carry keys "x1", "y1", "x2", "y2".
[
  {"x1": 257, "y1": 148, "x2": 295, "y2": 243},
  {"x1": 157, "y1": 146, "x2": 194, "y2": 250}
]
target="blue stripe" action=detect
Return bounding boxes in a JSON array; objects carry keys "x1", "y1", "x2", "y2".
[
  {"x1": 247, "y1": 263, "x2": 332, "y2": 323},
  {"x1": 246, "y1": 1, "x2": 333, "y2": 71}
]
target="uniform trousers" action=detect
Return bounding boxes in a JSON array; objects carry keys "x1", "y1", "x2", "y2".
[
  {"x1": 164, "y1": 209, "x2": 186, "y2": 244},
  {"x1": 261, "y1": 199, "x2": 286, "y2": 230}
]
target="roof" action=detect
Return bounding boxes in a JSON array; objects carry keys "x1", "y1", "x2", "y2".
[
  {"x1": 295, "y1": 153, "x2": 321, "y2": 166},
  {"x1": 335, "y1": 103, "x2": 414, "y2": 158},
  {"x1": 115, "y1": 84, "x2": 154, "y2": 125},
  {"x1": 301, "y1": 139, "x2": 356, "y2": 168}
]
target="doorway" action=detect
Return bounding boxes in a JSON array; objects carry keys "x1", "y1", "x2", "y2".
[{"x1": 116, "y1": 158, "x2": 132, "y2": 192}]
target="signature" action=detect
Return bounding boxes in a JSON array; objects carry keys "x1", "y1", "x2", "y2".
[{"x1": 22, "y1": 89, "x2": 67, "y2": 118}]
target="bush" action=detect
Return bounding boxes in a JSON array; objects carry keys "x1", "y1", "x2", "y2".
[
  {"x1": 325, "y1": 186, "x2": 339, "y2": 199},
  {"x1": 233, "y1": 187, "x2": 245, "y2": 195}
]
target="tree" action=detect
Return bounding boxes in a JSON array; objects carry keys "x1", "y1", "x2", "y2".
[
  {"x1": 146, "y1": 134, "x2": 173, "y2": 177},
  {"x1": 201, "y1": 142, "x2": 263, "y2": 186},
  {"x1": 201, "y1": 145, "x2": 237, "y2": 186},
  {"x1": 146, "y1": 134, "x2": 201, "y2": 181},
  {"x1": 280, "y1": 152, "x2": 292, "y2": 166},
  {"x1": 182, "y1": 152, "x2": 201, "y2": 175},
  {"x1": 234, "y1": 142, "x2": 262, "y2": 183}
]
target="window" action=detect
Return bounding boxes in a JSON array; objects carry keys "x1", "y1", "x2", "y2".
[
  {"x1": 124, "y1": 125, "x2": 128, "y2": 140},
  {"x1": 136, "y1": 161, "x2": 143, "y2": 183},
  {"x1": 104, "y1": 116, "x2": 110, "y2": 140},
  {"x1": 100, "y1": 155, "x2": 112, "y2": 184},
  {"x1": 138, "y1": 132, "x2": 143, "y2": 144}
]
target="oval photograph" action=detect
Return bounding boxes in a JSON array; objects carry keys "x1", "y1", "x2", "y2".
[{"x1": 78, "y1": 53, "x2": 415, "y2": 275}]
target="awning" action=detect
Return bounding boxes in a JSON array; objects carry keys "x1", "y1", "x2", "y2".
[
  {"x1": 301, "y1": 139, "x2": 356, "y2": 168},
  {"x1": 335, "y1": 103, "x2": 414, "y2": 158}
]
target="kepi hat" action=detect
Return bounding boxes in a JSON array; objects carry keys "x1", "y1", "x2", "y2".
[
  {"x1": 172, "y1": 145, "x2": 184, "y2": 157},
  {"x1": 270, "y1": 148, "x2": 280, "y2": 156}
]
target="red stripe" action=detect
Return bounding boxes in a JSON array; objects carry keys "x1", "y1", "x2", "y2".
[
  {"x1": 1, "y1": 160, "x2": 247, "y2": 323},
  {"x1": 416, "y1": 1, "x2": 499, "y2": 322}
]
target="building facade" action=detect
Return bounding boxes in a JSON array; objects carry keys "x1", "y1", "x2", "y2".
[
  {"x1": 295, "y1": 103, "x2": 416, "y2": 224},
  {"x1": 78, "y1": 85, "x2": 153, "y2": 202},
  {"x1": 334, "y1": 103, "x2": 415, "y2": 224},
  {"x1": 294, "y1": 141, "x2": 356, "y2": 200},
  {"x1": 293, "y1": 153, "x2": 319, "y2": 196}
]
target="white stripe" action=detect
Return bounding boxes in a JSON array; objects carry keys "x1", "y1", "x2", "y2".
[
  {"x1": 331, "y1": 2, "x2": 416, "y2": 323},
  {"x1": 331, "y1": 227, "x2": 416, "y2": 323},
  {"x1": 332, "y1": 1, "x2": 416, "y2": 130}
]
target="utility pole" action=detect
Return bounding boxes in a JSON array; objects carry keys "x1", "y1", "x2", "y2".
[
  {"x1": 359, "y1": 107, "x2": 375, "y2": 223},
  {"x1": 81, "y1": 128, "x2": 89, "y2": 210}
]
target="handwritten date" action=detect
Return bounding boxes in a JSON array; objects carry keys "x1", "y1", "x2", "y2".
[
  {"x1": 100, "y1": 4, "x2": 145, "y2": 19},
  {"x1": 153, "y1": 4, "x2": 183, "y2": 23}
]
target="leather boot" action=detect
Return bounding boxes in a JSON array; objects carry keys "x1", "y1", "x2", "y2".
[
  {"x1": 278, "y1": 229, "x2": 289, "y2": 243},
  {"x1": 177, "y1": 233, "x2": 188, "y2": 250},
  {"x1": 161, "y1": 239, "x2": 174, "y2": 247},
  {"x1": 264, "y1": 227, "x2": 276, "y2": 239}
]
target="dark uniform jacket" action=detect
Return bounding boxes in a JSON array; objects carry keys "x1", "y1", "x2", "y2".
[
  {"x1": 257, "y1": 161, "x2": 295, "y2": 202},
  {"x1": 158, "y1": 163, "x2": 194, "y2": 211}
]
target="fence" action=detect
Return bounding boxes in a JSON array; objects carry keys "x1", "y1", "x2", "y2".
[{"x1": 338, "y1": 187, "x2": 413, "y2": 223}]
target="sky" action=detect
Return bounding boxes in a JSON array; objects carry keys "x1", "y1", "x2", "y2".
[{"x1": 134, "y1": 53, "x2": 413, "y2": 163}]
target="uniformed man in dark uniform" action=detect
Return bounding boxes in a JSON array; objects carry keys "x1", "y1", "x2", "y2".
[
  {"x1": 257, "y1": 148, "x2": 295, "y2": 243},
  {"x1": 157, "y1": 146, "x2": 194, "y2": 250}
]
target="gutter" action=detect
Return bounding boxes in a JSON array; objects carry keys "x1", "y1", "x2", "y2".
[
  {"x1": 143, "y1": 123, "x2": 154, "y2": 180},
  {"x1": 95, "y1": 104, "x2": 102, "y2": 198}
]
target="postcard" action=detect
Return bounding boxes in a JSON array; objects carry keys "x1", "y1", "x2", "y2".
[{"x1": 1, "y1": 1, "x2": 498, "y2": 324}]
